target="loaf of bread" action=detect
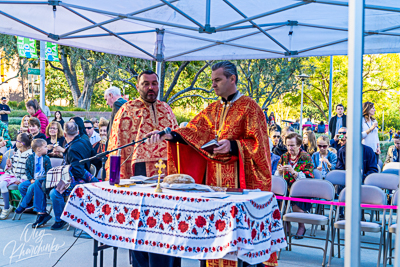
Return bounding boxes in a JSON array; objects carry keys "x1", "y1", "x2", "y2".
[{"x1": 163, "y1": 174, "x2": 195, "y2": 184}]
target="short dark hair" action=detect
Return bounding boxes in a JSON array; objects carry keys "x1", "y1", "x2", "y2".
[
  {"x1": 138, "y1": 70, "x2": 159, "y2": 82},
  {"x1": 84, "y1": 120, "x2": 93, "y2": 126},
  {"x1": 285, "y1": 132, "x2": 303, "y2": 146},
  {"x1": 336, "y1": 104, "x2": 344, "y2": 110},
  {"x1": 18, "y1": 132, "x2": 33, "y2": 148},
  {"x1": 212, "y1": 61, "x2": 238, "y2": 85},
  {"x1": 32, "y1": 139, "x2": 46, "y2": 152},
  {"x1": 28, "y1": 117, "x2": 41, "y2": 129}
]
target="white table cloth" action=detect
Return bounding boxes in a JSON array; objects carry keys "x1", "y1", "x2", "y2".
[{"x1": 61, "y1": 181, "x2": 286, "y2": 264}]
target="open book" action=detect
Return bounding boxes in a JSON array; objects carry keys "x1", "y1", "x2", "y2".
[{"x1": 201, "y1": 139, "x2": 220, "y2": 154}]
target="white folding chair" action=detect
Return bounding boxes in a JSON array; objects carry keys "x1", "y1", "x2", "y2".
[
  {"x1": 313, "y1": 169, "x2": 323, "y2": 180},
  {"x1": 329, "y1": 185, "x2": 387, "y2": 267},
  {"x1": 282, "y1": 179, "x2": 335, "y2": 267},
  {"x1": 383, "y1": 162, "x2": 400, "y2": 172},
  {"x1": 271, "y1": 175, "x2": 288, "y2": 260},
  {"x1": 50, "y1": 158, "x2": 64, "y2": 168},
  {"x1": 90, "y1": 164, "x2": 97, "y2": 176},
  {"x1": 384, "y1": 190, "x2": 398, "y2": 267}
]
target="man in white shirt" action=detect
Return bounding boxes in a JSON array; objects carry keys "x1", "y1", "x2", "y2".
[{"x1": 84, "y1": 120, "x2": 101, "y2": 145}]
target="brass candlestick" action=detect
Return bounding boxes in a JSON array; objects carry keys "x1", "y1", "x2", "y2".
[{"x1": 154, "y1": 159, "x2": 166, "y2": 193}]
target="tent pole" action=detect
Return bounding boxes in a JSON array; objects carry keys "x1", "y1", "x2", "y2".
[
  {"x1": 345, "y1": 0, "x2": 364, "y2": 266},
  {"x1": 156, "y1": 29, "x2": 164, "y2": 100},
  {"x1": 300, "y1": 79, "x2": 304, "y2": 135},
  {"x1": 39, "y1": 41, "x2": 45, "y2": 110},
  {"x1": 328, "y1": 55, "x2": 333, "y2": 136}
]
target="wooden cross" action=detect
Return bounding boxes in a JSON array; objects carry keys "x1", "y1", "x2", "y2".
[{"x1": 154, "y1": 159, "x2": 165, "y2": 193}]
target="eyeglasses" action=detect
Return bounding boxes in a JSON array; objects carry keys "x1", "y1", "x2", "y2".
[
  {"x1": 318, "y1": 145, "x2": 328, "y2": 149},
  {"x1": 272, "y1": 135, "x2": 280, "y2": 138},
  {"x1": 395, "y1": 134, "x2": 400, "y2": 139},
  {"x1": 338, "y1": 132, "x2": 347, "y2": 135},
  {"x1": 16, "y1": 140, "x2": 25, "y2": 146},
  {"x1": 49, "y1": 127, "x2": 58, "y2": 130},
  {"x1": 85, "y1": 127, "x2": 93, "y2": 130}
]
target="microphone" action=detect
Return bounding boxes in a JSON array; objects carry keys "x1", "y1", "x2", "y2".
[{"x1": 158, "y1": 127, "x2": 172, "y2": 137}]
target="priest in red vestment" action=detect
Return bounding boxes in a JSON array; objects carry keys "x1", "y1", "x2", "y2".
[
  {"x1": 106, "y1": 70, "x2": 178, "y2": 180},
  {"x1": 147, "y1": 61, "x2": 276, "y2": 267}
]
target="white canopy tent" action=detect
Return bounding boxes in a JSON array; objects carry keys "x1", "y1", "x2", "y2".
[{"x1": 1, "y1": 1, "x2": 400, "y2": 266}]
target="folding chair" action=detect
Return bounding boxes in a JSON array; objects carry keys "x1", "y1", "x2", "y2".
[
  {"x1": 271, "y1": 175, "x2": 288, "y2": 260},
  {"x1": 90, "y1": 164, "x2": 97, "y2": 176},
  {"x1": 313, "y1": 169, "x2": 323, "y2": 180},
  {"x1": 383, "y1": 162, "x2": 400, "y2": 172},
  {"x1": 50, "y1": 158, "x2": 64, "y2": 168},
  {"x1": 328, "y1": 185, "x2": 387, "y2": 267},
  {"x1": 378, "y1": 159, "x2": 383, "y2": 172},
  {"x1": 364, "y1": 173, "x2": 399, "y2": 222},
  {"x1": 384, "y1": 189, "x2": 398, "y2": 267},
  {"x1": 282, "y1": 179, "x2": 335, "y2": 267}
]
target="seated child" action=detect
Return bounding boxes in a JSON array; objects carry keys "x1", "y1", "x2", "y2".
[
  {"x1": 15, "y1": 139, "x2": 52, "y2": 228},
  {"x1": 0, "y1": 133, "x2": 33, "y2": 220}
]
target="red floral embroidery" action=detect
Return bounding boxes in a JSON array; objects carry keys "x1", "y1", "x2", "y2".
[
  {"x1": 116, "y1": 213, "x2": 125, "y2": 224},
  {"x1": 175, "y1": 213, "x2": 181, "y2": 220},
  {"x1": 75, "y1": 188, "x2": 84, "y2": 198},
  {"x1": 102, "y1": 204, "x2": 111, "y2": 215},
  {"x1": 209, "y1": 214, "x2": 215, "y2": 222},
  {"x1": 124, "y1": 207, "x2": 129, "y2": 214},
  {"x1": 147, "y1": 217, "x2": 157, "y2": 228},
  {"x1": 191, "y1": 228, "x2": 198, "y2": 235},
  {"x1": 160, "y1": 223, "x2": 164, "y2": 230},
  {"x1": 109, "y1": 216, "x2": 113, "y2": 223},
  {"x1": 178, "y1": 221, "x2": 189, "y2": 233},
  {"x1": 251, "y1": 229, "x2": 257, "y2": 240},
  {"x1": 163, "y1": 213, "x2": 172, "y2": 224},
  {"x1": 273, "y1": 209, "x2": 281, "y2": 220},
  {"x1": 260, "y1": 222, "x2": 265, "y2": 232},
  {"x1": 215, "y1": 219, "x2": 226, "y2": 232},
  {"x1": 131, "y1": 209, "x2": 140, "y2": 220},
  {"x1": 230, "y1": 206, "x2": 238, "y2": 218},
  {"x1": 96, "y1": 200, "x2": 100, "y2": 206},
  {"x1": 86, "y1": 203, "x2": 95, "y2": 214},
  {"x1": 195, "y1": 216, "x2": 206, "y2": 228}
]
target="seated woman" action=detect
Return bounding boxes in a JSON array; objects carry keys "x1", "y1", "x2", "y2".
[
  {"x1": 312, "y1": 135, "x2": 337, "y2": 178},
  {"x1": 0, "y1": 133, "x2": 33, "y2": 220},
  {"x1": 276, "y1": 132, "x2": 314, "y2": 238},
  {"x1": 303, "y1": 130, "x2": 317, "y2": 156},
  {"x1": 92, "y1": 118, "x2": 109, "y2": 176},
  {"x1": 385, "y1": 131, "x2": 400, "y2": 164},
  {"x1": 317, "y1": 121, "x2": 326, "y2": 133},
  {"x1": 28, "y1": 117, "x2": 47, "y2": 139},
  {"x1": 46, "y1": 121, "x2": 66, "y2": 158},
  {"x1": 19, "y1": 115, "x2": 30, "y2": 134}
]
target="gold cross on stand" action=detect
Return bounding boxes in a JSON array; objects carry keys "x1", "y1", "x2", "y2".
[{"x1": 154, "y1": 159, "x2": 166, "y2": 193}]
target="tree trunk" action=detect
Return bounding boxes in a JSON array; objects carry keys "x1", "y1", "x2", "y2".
[{"x1": 59, "y1": 47, "x2": 81, "y2": 105}]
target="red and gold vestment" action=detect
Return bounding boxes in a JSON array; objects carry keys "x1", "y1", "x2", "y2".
[{"x1": 106, "y1": 98, "x2": 178, "y2": 179}]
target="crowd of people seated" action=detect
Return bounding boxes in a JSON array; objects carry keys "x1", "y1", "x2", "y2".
[{"x1": 0, "y1": 100, "x2": 109, "y2": 231}]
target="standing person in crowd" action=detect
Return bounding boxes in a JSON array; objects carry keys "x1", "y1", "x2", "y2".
[
  {"x1": 312, "y1": 135, "x2": 337, "y2": 178},
  {"x1": 49, "y1": 121, "x2": 98, "y2": 230},
  {"x1": 276, "y1": 133, "x2": 314, "y2": 238},
  {"x1": 303, "y1": 130, "x2": 317, "y2": 156},
  {"x1": 15, "y1": 139, "x2": 52, "y2": 225},
  {"x1": 28, "y1": 117, "x2": 46, "y2": 139},
  {"x1": 52, "y1": 111, "x2": 65, "y2": 129},
  {"x1": 91, "y1": 118, "x2": 99, "y2": 133},
  {"x1": 292, "y1": 119, "x2": 300, "y2": 130},
  {"x1": 269, "y1": 111, "x2": 275, "y2": 126},
  {"x1": 362, "y1": 101, "x2": 380, "y2": 163},
  {"x1": 84, "y1": 120, "x2": 101, "y2": 145},
  {"x1": 92, "y1": 118, "x2": 109, "y2": 176},
  {"x1": 104, "y1": 86, "x2": 127, "y2": 137},
  {"x1": 330, "y1": 127, "x2": 347, "y2": 151},
  {"x1": 0, "y1": 97, "x2": 11, "y2": 126},
  {"x1": 20, "y1": 115, "x2": 30, "y2": 134},
  {"x1": 70, "y1": 117, "x2": 90, "y2": 142},
  {"x1": 0, "y1": 133, "x2": 33, "y2": 219},
  {"x1": 328, "y1": 104, "x2": 347, "y2": 139},
  {"x1": 389, "y1": 128, "x2": 394, "y2": 142},
  {"x1": 46, "y1": 121, "x2": 65, "y2": 158},
  {"x1": 26, "y1": 99, "x2": 48, "y2": 135},
  {"x1": 336, "y1": 132, "x2": 378, "y2": 182},
  {"x1": 263, "y1": 107, "x2": 269, "y2": 125},
  {"x1": 317, "y1": 121, "x2": 326, "y2": 133},
  {"x1": 385, "y1": 131, "x2": 400, "y2": 164}
]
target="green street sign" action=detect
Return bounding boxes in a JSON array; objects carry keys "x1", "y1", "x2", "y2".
[
  {"x1": 45, "y1": 42, "x2": 59, "y2": 62},
  {"x1": 17, "y1": 37, "x2": 38, "y2": 59},
  {"x1": 28, "y1": 68, "x2": 40, "y2": 75}
]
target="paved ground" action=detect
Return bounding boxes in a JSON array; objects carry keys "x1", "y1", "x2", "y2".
[{"x1": 0, "y1": 207, "x2": 393, "y2": 267}]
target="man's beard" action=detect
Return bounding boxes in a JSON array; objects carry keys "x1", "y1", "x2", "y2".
[{"x1": 140, "y1": 90, "x2": 157, "y2": 103}]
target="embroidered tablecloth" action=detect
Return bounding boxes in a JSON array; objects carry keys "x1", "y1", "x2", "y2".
[{"x1": 61, "y1": 182, "x2": 286, "y2": 264}]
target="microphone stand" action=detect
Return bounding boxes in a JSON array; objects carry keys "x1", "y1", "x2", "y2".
[{"x1": 79, "y1": 137, "x2": 148, "y2": 181}]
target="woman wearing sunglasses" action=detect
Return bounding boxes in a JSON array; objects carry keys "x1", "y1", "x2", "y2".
[{"x1": 312, "y1": 135, "x2": 337, "y2": 178}]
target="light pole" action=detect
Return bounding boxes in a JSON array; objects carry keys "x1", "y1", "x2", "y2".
[{"x1": 297, "y1": 74, "x2": 309, "y2": 135}]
